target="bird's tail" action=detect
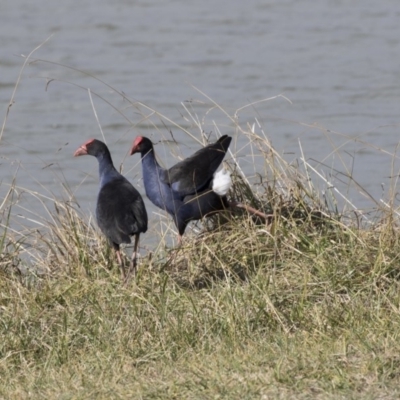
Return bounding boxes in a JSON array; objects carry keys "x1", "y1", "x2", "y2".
[{"x1": 212, "y1": 167, "x2": 232, "y2": 196}]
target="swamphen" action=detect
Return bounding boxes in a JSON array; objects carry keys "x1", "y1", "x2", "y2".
[
  {"x1": 74, "y1": 139, "x2": 148, "y2": 280},
  {"x1": 130, "y1": 135, "x2": 232, "y2": 243}
]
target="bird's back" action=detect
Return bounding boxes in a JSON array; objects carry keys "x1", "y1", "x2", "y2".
[
  {"x1": 96, "y1": 176, "x2": 148, "y2": 246},
  {"x1": 162, "y1": 135, "x2": 232, "y2": 197}
]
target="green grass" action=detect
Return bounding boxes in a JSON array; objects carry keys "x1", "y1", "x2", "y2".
[{"x1": 2, "y1": 48, "x2": 400, "y2": 398}]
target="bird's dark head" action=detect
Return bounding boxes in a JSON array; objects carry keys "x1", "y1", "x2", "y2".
[
  {"x1": 130, "y1": 136, "x2": 154, "y2": 156},
  {"x1": 74, "y1": 139, "x2": 108, "y2": 158}
]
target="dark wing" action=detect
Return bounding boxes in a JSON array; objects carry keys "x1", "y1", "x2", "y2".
[
  {"x1": 96, "y1": 178, "x2": 148, "y2": 246},
  {"x1": 160, "y1": 135, "x2": 231, "y2": 197}
]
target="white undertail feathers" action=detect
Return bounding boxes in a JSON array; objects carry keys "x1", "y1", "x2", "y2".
[{"x1": 212, "y1": 167, "x2": 232, "y2": 196}]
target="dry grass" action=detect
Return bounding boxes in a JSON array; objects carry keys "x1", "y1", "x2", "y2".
[
  {"x1": 1, "y1": 133, "x2": 400, "y2": 399},
  {"x1": 1, "y1": 50, "x2": 400, "y2": 398}
]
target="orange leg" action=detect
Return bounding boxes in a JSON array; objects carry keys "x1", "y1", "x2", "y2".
[
  {"x1": 125, "y1": 234, "x2": 140, "y2": 283},
  {"x1": 228, "y1": 201, "x2": 272, "y2": 222},
  {"x1": 177, "y1": 234, "x2": 183, "y2": 246},
  {"x1": 116, "y1": 249, "x2": 126, "y2": 280}
]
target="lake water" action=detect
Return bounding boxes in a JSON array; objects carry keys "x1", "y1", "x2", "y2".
[{"x1": 1, "y1": 0, "x2": 400, "y2": 248}]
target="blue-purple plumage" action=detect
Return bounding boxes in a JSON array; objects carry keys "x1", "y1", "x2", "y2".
[
  {"x1": 130, "y1": 135, "x2": 231, "y2": 240},
  {"x1": 74, "y1": 139, "x2": 147, "y2": 279}
]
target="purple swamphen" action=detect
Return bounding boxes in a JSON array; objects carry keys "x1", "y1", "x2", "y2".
[
  {"x1": 130, "y1": 135, "x2": 232, "y2": 243},
  {"x1": 74, "y1": 139, "x2": 148, "y2": 280}
]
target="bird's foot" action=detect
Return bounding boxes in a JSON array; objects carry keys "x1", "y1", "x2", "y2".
[
  {"x1": 124, "y1": 255, "x2": 138, "y2": 284},
  {"x1": 229, "y1": 201, "x2": 272, "y2": 222}
]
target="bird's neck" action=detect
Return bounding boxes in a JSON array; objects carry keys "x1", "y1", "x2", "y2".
[
  {"x1": 140, "y1": 146, "x2": 182, "y2": 213},
  {"x1": 141, "y1": 147, "x2": 163, "y2": 173},
  {"x1": 97, "y1": 152, "x2": 120, "y2": 186}
]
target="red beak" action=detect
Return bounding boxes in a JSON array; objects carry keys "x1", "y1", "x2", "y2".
[
  {"x1": 74, "y1": 146, "x2": 88, "y2": 157},
  {"x1": 129, "y1": 144, "x2": 139, "y2": 156}
]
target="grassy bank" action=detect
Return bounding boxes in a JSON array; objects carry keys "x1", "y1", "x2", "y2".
[
  {"x1": 1, "y1": 53, "x2": 400, "y2": 398},
  {"x1": 1, "y1": 130, "x2": 400, "y2": 399}
]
